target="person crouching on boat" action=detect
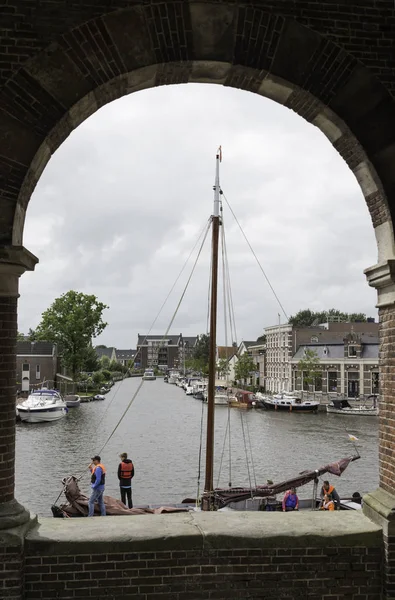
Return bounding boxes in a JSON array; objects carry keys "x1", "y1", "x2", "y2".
[
  {"x1": 118, "y1": 452, "x2": 135, "y2": 508},
  {"x1": 320, "y1": 481, "x2": 340, "y2": 510},
  {"x1": 282, "y1": 487, "x2": 299, "y2": 512},
  {"x1": 320, "y1": 493, "x2": 335, "y2": 511},
  {"x1": 88, "y1": 455, "x2": 106, "y2": 517}
]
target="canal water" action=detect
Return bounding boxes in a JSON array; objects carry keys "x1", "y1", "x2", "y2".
[{"x1": 16, "y1": 378, "x2": 379, "y2": 517}]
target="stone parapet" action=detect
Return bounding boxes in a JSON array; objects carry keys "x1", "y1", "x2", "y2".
[{"x1": 23, "y1": 512, "x2": 382, "y2": 599}]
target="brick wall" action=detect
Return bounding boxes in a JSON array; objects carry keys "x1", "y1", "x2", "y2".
[
  {"x1": 378, "y1": 307, "x2": 395, "y2": 495},
  {"x1": 24, "y1": 545, "x2": 382, "y2": 600},
  {"x1": 0, "y1": 297, "x2": 17, "y2": 505},
  {"x1": 0, "y1": 546, "x2": 25, "y2": 600}
]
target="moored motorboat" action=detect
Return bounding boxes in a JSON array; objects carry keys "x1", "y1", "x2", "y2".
[
  {"x1": 228, "y1": 390, "x2": 256, "y2": 409},
  {"x1": 262, "y1": 393, "x2": 319, "y2": 412},
  {"x1": 142, "y1": 369, "x2": 156, "y2": 381},
  {"x1": 64, "y1": 394, "x2": 81, "y2": 408},
  {"x1": 17, "y1": 389, "x2": 67, "y2": 423},
  {"x1": 327, "y1": 398, "x2": 378, "y2": 416},
  {"x1": 93, "y1": 394, "x2": 105, "y2": 401}
]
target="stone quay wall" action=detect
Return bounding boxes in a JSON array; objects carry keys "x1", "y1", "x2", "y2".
[{"x1": 21, "y1": 511, "x2": 382, "y2": 600}]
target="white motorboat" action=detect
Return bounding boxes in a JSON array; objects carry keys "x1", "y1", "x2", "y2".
[
  {"x1": 142, "y1": 369, "x2": 156, "y2": 381},
  {"x1": 213, "y1": 393, "x2": 229, "y2": 406},
  {"x1": 167, "y1": 370, "x2": 180, "y2": 384},
  {"x1": 17, "y1": 389, "x2": 67, "y2": 423},
  {"x1": 327, "y1": 398, "x2": 378, "y2": 416},
  {"x1": 64, "y1": 394, "x2": 81, "y2": 408}
]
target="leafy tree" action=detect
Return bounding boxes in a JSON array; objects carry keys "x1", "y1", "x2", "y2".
[
  {"x1": 109, "y1": 359, "x2": 124, "y2": 372},
  {"x1": 27, "y1": 328, "x2": 37, "y2": 341},
  {"x1": 17, "y1": 332, "x2": 25, "y2": 341},
  {"x1": 100, "y1": 355, "x2": 111, "y2": 369},
  {"x1": 192, "y1": 334, "x2": 210, "y2": 374},
  {"x1": 234, "y1": 353, "x2": 256, "y2": 383},
  {"x1": 297, "y1": 349, "x2": 321, "y2": 391},
  {"x1": 289, "y1": 308, "x2": 367, "y2": 327},
  {"x1": 82, "y1": 344, "x2": 99, "y2": 372},
  {"x1": 217, "y1": 358, "x2": 230, "y2": 378},
  {"x1": 92, "y1": 371, "x2": 104, "y2": 386},
  {"x1": 101, "y1": 369, "x2": 112, "y2": 381},
  {"x1": 35, "y1": 290, "x2": 108, "y2": 381}
]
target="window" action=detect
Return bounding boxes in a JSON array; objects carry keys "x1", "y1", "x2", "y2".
[
  {"x1": 22, "y1": 363, "x2": 29, "y2": 372},
  {"x1": 314, "y1": 374, "x2": 322, "y2": 392},
  {"x1": 371, "y1": 372, "x2": 379, "y2": 395},
  {"x1": 302, "y1": 371, "x2": 309, "y2": 391},
  {"x1": 348, "y1": 346, "x2": 357, "y2": 357},
  {"x1": 328, "y1": 371, "x2": 337, "y2": 392},
  {"x1": 36, "y1": 364, "x2": 40, "y2": 380}
]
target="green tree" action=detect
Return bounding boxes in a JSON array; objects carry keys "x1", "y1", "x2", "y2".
[
  {"x1": 234, "y1": 353, "x2": 256, "y2": 383},
  {"x1": 100, "y1": 355, "x2": 111, "y2": 369},
  {"x1": 217, "y1": 358, "x2": 230, "y2": 378},
  {"x1": 82, "y1": 344, "x2": 99, "y2": 372},
  {"x1": 17, "y1": 332, "x2": 25, "y2": 341},
  {"x1": 297, "y1": 349, "x2": 321, "y2": 391},
  {"x1": 289, "y1": 308, "x2": 367, "y2": 326},
  {"x1": 192, "y1": 334, "x2": 210, "y2": 374},
  {"x1": 92, "y1": 371, "x2": 104, "y2": 386},
  {"x1": 35, "y1": 290, "x2": 108, "y2": 381}
]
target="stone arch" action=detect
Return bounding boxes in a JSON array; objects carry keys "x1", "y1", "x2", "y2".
[{"x1": 0, "y1": 3, "x2": 394, "y2": 264}]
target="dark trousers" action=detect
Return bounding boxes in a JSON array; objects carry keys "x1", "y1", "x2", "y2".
[{"x1": 120, "y1": 486, "x2": 133, "y2": 508}]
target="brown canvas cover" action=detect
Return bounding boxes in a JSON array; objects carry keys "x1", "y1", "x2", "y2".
[{"x1": 54, "y1": 476, "x2": 191, "y2": 517}]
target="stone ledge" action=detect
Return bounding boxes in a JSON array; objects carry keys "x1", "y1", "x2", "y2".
[{"x1": 25, "y1": 511, "x2": 382, "y2": 556}]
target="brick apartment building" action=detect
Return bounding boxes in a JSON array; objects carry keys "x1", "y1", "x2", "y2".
[{"x1": 136, "y1": 334, "x2": 197, "y2": 370}]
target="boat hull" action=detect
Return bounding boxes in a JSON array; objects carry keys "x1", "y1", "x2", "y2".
[
  {"x1": 142, "y1": 376, "x2": 156, "y2": 380},
  {"x1": 18, "y1": 406, "x2": 67, "y2": 423},
  {"x1": 326, "y1": 406, "x2": 378, "y2": 416},
  {"x1": 263, "y1": 400, "x2": 318, "y2": 413}
]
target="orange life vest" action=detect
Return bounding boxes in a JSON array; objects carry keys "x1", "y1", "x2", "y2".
[
  {"x1": 120, "y1": 461, "x2": 134, "y2": 479},
  {"x1": 91, "y1": 463, "x2": 106, "y2": 485}
]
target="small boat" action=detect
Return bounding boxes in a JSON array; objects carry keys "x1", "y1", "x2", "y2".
[
  {"x1": 228, "y1": 390, "x2": 256, "y2": 409},
  {"x1": 327, "y1": 398, "x2": 378, "y2": 416},
  {"x1": 168, "y1": 370, "x2": 180, "y2": 384},
  {"x1": 142, "y1": 369, "x2": 156, "y2": 381},
  {"x1": 93, "y1": 394, "x2": 105, "y2": 401},
  {"x1": 64, "y1": 394, "x2": 81, "y2": 408},
  {"x1": 52, "y1": 476, "x2": 192, "y2": 518},
  {"x1": 262, "y1": 392, "x2": 319, "y2": 412},
  {"x1": 17, "y1": 389, "x2": 67, "y2": 423},
  {"x1": 80, "y1": 395, "x2": 92, "y2": 403}
]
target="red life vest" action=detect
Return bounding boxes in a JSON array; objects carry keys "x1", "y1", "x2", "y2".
[
  {"x1": 91, "y1": 463, "x2": 106, "y2": 485},
  {"x1": 120, "y1": 461, "x2": 134, "y2": 479}
]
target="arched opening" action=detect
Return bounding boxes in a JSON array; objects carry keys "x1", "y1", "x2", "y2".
[{"x1": 1, "y1": 4, "x2": 395, "y2": 597}]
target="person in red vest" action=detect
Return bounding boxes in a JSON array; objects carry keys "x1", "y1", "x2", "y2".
[{"x1": 118, "y1": 452, "x2": 135, "y2": 508}]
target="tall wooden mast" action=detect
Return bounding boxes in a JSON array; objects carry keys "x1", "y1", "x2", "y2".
[{"x1": 203, "y1": 147, "x2": 221, "y2": 511}]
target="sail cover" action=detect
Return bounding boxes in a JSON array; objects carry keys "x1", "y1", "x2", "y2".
[
  {"x1": 52, "y1": 476, "x2": 191, "y2": 517},
  {"x1": 207, "y1": 455, "x2": 360, "y2": 508}
]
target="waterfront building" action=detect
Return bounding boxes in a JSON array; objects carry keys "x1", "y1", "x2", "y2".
[
  {"x1": 290, "y1": 330, "x2": 379, "y2": 397},
  {"x1": 216, "y1": 345, "x2": 238, "y2": 381},
  {"x1": 265, "y1": 320, "x2": 379, "y2": 393},
  {"x1": 136, "y1": 334, "x2": 197, "y2": 370},
  {"x1": 16, "y1": 341, "x2": 60, "y2": 392},
  {"x1": 115, "y1": 348, "x2": 136, "y2": 367},
  {"x1": 95, "y1": 346, "x2": 116, "y2": 363}
]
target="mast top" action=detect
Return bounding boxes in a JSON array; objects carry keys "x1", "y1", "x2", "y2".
[{"x1": 213, "y1": 146, "x2": 221, "y2": 218}]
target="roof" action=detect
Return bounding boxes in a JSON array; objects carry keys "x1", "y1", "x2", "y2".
[
  {"x1": 17, "y1": 341, "x2": 55, "y2": 355},
  {"x1": 181, "y1": 336, "x2": 198, "y2": 346},
  {"x1": 292, "y1": 343, "x2": 378, "y2": 361},
  {"x1": 115, "y1": 349, "x2": 136, "y2": 360},
  {"x1": 217, "y1": 346, "x2": 237, "y2": 360},
  {"x1": 95, "y1": 347, "x2": 115, "y2": 359},
  {"x1": 137, "y1": 334, "x2": 182, "y2": 346}
]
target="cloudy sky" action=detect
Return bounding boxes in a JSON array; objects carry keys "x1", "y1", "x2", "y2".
[{"x1": 19, "y1": 83, "x2": 378, "y2": 348}]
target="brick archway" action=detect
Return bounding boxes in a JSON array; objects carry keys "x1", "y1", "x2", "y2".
[{"x1": 2, "y1": 3, "x2": 395, "y2": 598}]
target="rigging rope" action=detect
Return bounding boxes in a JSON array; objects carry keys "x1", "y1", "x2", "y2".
[
  {"x1": 239, "y1": 411, "x2": 253, "y2": 498},
  {"x1": 196, "y1": 392, "x2": 206, "y2": 506},
  {"x1": 221, "y1": 190, "x2": 289, "y2": 322}
]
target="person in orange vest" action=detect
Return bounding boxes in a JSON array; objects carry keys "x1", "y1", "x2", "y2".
[
  {"x1": 320, "y1": 493, "x2": 335, "y2": 511},
  {"x1": 118, "y1": 452, "x2": 135, "y2": 508},
  {"x1": 88, "y1": 455, "x2": 106, "y2": 517},
  {"x1": 320, "y1": 480, "x2": 340, "y2": 510}
]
